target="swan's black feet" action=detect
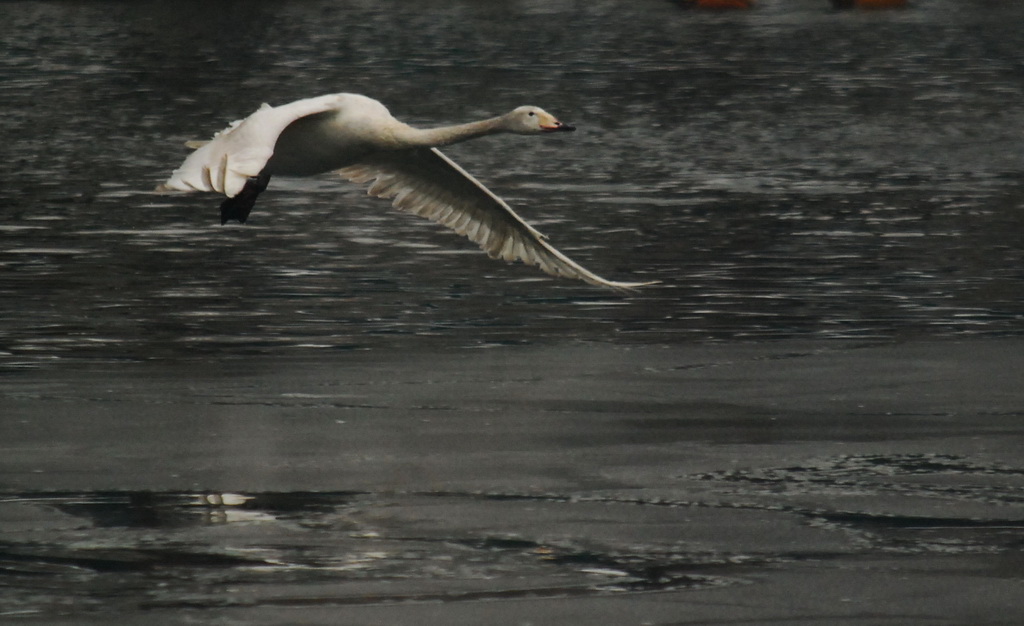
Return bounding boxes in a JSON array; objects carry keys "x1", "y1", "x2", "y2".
[{"x1": 220, "y1": 171, "x2": 271, "y2": 225}]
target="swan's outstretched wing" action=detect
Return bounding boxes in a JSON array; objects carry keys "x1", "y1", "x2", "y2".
[
  {"x1": 159, "y1": 94, "x2": 348, "y2": 198},
  {"x1": 338, "y1": 148, "x2": 656, "y2": 291}
]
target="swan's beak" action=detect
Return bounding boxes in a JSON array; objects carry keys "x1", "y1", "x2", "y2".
[{"x1": 541, "y1": 121, "x2": 576, "y2": 132}]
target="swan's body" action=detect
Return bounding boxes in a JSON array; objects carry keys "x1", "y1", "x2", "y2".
[{"x1": 159, "y1": 93, "x2": 654, "y2": 290}]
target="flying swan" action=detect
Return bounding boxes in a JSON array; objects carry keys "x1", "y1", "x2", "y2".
[{"x1": 158, "y1": 93, "x2": 655, "y2": 290}]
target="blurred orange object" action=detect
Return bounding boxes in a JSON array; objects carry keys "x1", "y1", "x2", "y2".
[
  {"x1": 833, "y1": 0, "x2": 908, "y2": 8},
  {"x1": 693, "y1": 0, "x2": 754, "y2": 8},
  {"x1": 861, "y1": 0, "x2": 907, "y2": 7}
]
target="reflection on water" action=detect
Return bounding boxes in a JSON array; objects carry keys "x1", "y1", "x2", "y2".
[
  {"x1": 2, "y1": 0, "x2": 1024, "y2": 369},
  {"x1": 4, "y1": 451, "x2": 1024, "y2": 614},
  {"x1": 0, "y1": 490, "x2": 741, "y2": 614}
]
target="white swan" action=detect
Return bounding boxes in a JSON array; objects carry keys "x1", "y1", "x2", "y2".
[{"x1": 159, "y1": 93, "x2": 655, "y2": 290}]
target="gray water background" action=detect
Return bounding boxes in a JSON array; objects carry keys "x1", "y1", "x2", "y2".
[
  {"x1": 4, "y1": 2, "x2": 1024, "y2": 622},
  {"x1": 2, "y1": 0, "x2": 1023, "y2": 371}
]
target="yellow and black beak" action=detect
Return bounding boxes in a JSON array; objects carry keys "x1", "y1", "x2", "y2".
[{"x1": 541, "y1": 120, "x2": 576, "y2": 132}]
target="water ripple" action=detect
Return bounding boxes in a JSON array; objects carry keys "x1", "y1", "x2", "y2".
[{"x1": 1, "y1": 0, "x2": 1023, "y2": 369}]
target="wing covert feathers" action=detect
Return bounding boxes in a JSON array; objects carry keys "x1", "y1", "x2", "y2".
[{"x1": 159, "y1": 95, "x2": 346, "y2": 198}]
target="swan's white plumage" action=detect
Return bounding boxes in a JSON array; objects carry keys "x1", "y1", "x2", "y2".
[
  {"x1": 162, "y1": 94, "x2": 349, "y2": 196},
  {"x1": 337, "y1": 149, "x2": 640, "y2": 287},
  {"x1": 159, "y1": 93, "x2": 655, "y2": 290}
]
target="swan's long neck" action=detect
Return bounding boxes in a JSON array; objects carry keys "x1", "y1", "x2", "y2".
[{"x1": 394, "y1": 116, "x2": 507, "y2": 148}]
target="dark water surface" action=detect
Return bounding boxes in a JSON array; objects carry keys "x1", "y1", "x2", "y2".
[
  {"x1": 2, "y1": 1, "x2": 1024, "y2": 623},
  {"x1": 2, "y1": 0, "x2": 1023, "y2": 369},
  {"x1": 3, "y1": 339, "x2": 1024, "y2": 624}
]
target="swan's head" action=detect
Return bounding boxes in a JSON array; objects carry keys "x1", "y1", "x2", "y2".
[{"x1": 505, "y1": 106, "x2": 576, "y2": 134}]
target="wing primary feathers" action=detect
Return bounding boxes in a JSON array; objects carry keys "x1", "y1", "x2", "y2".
[{"x1": 338, "y1": 148, "x2": 657, "y2": 291}]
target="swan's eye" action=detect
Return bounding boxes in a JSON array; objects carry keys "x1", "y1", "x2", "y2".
[{"x1": 528, "y1": 111, "x2": 535, "y2": 117}]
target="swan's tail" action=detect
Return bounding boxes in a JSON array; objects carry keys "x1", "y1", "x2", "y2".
[{"x1": 219, "y1": 171, "x2": 271, "y2": 225}]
